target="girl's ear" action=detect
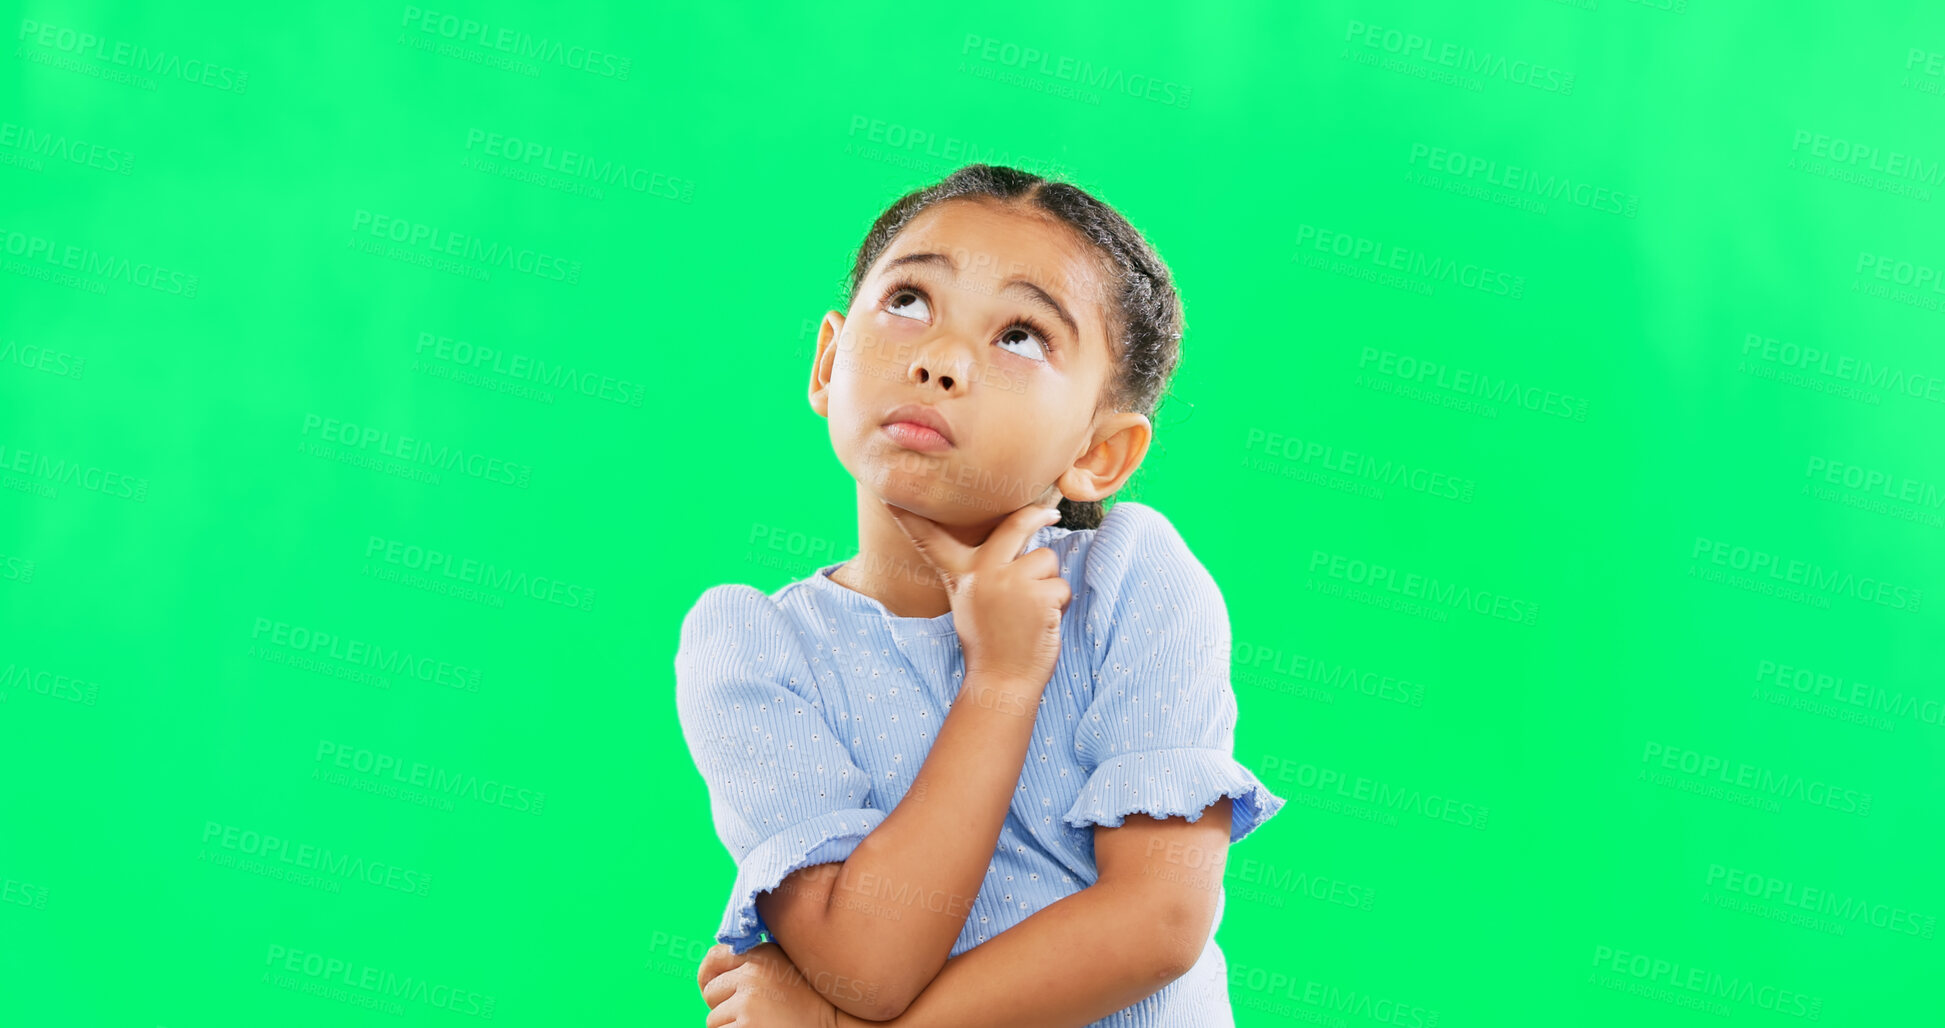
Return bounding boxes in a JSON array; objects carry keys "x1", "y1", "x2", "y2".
[
  {"x1": 807, "y1": 311, "x2": 846, "y2": 417},
  {"x1": 1056, "y1": 412, "x2": 1152, "y2": 503}
]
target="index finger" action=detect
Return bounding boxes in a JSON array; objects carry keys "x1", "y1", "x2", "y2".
[{"x1": 974, "y1": 503, "x2": 1063, "y2": 572}]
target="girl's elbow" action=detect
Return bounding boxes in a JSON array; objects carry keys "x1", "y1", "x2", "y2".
[
  {"x1": 1152, "y1": 946, "x2": 1200, "y2": 986},
  {"x1": 1151, "y1": 900, "x2": 1214, "y2": 981},
  {"x1": 834, "y1": 984, "x2": 916, "y2": 1022},
  {"x1": 825, "y1": 962, "x2": 927, "y2": 1021}
]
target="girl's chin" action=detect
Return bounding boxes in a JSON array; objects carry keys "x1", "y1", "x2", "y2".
[
  {"x1": 876, "y1": 488, "x2": 1039, "y2": 528},
  {"x1": 875, "y1": 483, "x2": 962, "y2": 514},
  {"x1": 854, "y1": 452, "x2": 1037, "y2": 519},
  {"x1": 863, "y1": 448, "x2": 955, "y2": 482},
  {"x1": 867, "y1": 478, "x2": 974, "y2": 518}
]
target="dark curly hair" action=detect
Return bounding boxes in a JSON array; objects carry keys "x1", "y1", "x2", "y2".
[{"x1": 843, "y1": 163, "x2": 1186, "y2": 531}]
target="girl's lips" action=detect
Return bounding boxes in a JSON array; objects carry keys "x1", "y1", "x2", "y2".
[{"x1": 882, "y1": 421, "x2": 954, "y2": 452}]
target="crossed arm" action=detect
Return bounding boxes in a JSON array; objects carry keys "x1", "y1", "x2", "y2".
[
  {"x1": 725, "y1": 665, "x2": 1234, "y2": 1023},
  {"x1": 703, "y1": 800, "x2": 1235, "y2": 1026},
  {"x1": 831, "y1": 798, "x2": 1235, "y2": 1027}
]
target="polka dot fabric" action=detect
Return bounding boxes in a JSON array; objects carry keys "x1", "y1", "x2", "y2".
[{"x1": 674, "y1": 501, "x2": 1285, "y2": 1026}]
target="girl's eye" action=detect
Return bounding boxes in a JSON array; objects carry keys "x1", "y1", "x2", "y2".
[
  {"x1": 881, "y1": 280, "x2": 1054, "y2": 364},
  {"x1": 996, "y1": 325, "x2": 1050, "y2": 363},
  {"x1": 885, "y1": 288, "x2": 930, "y2": 321}
]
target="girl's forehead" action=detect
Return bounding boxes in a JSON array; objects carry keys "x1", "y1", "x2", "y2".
[
  {"x1": 899, "y1": 200, "x2": 1086, "y2": 261},
  {"x1": 883, "y1": 202, "x2": 1111, "y2": 308}
]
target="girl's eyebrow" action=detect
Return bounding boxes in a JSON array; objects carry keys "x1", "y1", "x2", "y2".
[{"x1": 883, "y1": 251, "x2": 1082, "y2": 343}]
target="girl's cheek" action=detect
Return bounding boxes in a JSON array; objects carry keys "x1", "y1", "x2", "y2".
[{"x1": 862, "y1": 320, "x2": 919, "y2": 364}]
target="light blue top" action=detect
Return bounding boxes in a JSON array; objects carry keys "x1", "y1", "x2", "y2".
[{"x1": 674, "y1": 501, "x2": 1286, "y2": 1027}]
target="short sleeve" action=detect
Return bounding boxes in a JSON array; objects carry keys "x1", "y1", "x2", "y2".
[
  {"x1": 674, "y1": 584, "x2": 884, "y2": 954},
  {"x1": 1063, "y1": 503, "x2": 1286, "y2": 843}
]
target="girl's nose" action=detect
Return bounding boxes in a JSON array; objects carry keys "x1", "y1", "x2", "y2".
[{"x1": 908, "y1": 336, "x2": 976, "y2": 393}]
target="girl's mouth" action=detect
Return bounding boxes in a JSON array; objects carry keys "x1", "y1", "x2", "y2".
[{"x1": 882, "y1": 422, "x2": 954, "y2": 452}]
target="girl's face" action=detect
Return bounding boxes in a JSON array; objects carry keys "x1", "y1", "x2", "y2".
[{"x1": 809, "y1": 199, "x2": 1147, "y2": 522}]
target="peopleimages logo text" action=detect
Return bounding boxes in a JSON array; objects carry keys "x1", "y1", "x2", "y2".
[
  {"x1": 1294, "y1": 224, "x2": 1524, "y2": 298},
  {"x1": 961, "y1": 34, "x2": 1191, "y2": 108},
  {"x1": 350, "y1": 210, "x2": 581, "y2": 283},
  {"x1": 363, "y1": 536, "x2": 596, "y2": 612},
  {"x1": 1308, "y1": 550, "x2": 1539, "y2": 625},
  {"x1": 16, "y1": 19, "x2": 249, "y2": 91},
  {"x1": 400, "y1": 6, "x2": 629, "y2": 79},
  {"x1": 1344, "y1": 19, "x2": 1573, "y2": 94},
  {"x1": 0, "y1": 226, "x2": 197, "y2": 295},
  {"x1": 1690, "y1": 536, "x2": 1922, "y2": 610}
]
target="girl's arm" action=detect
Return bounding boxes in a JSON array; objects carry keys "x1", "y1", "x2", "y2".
[
  {"x1": 754, "y1": 503, "x2": 1075, "y2": 1021},
  {"x1": 836, "y1": 799, "x2": 1235, "y2": 1028},
  {"x1": 754, "y1": 668, "x2": 1051, "y2": 1020}
]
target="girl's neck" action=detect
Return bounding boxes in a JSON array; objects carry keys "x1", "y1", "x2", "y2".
[{"x1": 832, "y1": 484, "x2": 992, "y2": 619}]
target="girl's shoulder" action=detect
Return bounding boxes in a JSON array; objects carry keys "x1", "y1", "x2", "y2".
[
  {"x1": 674, "y1": 580, "x2": 813, "y2": 675},
  {"x1": 1071, "y1": 500, "x2": 1220, "y2": 603},
  {"x1": 678, "y1": 580, "x2": 780, "y2": 628}
]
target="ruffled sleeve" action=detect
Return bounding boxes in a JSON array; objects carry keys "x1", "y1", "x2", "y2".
[
  {"x1": 674, "y1": 584, "x2": 884, "y2": 954},
  {"x1": 1063, "y1": 503, "x2": 1285, "y2": 843}
]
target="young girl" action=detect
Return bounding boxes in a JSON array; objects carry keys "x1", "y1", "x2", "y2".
[{"x1": 675, "y1": 163, "x2": 1285, "y2": 1027}]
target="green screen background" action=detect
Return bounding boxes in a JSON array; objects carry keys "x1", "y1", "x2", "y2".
[{"x1": 3, "y1": 0, "x2": 1939, "y2": 1024}]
